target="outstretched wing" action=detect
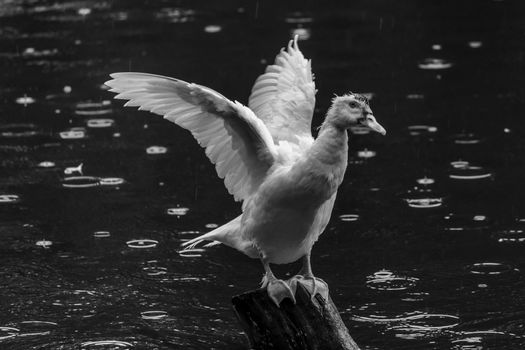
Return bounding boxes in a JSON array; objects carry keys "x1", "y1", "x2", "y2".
[
  {"x1": 248, "y1": 35, "x2": 316, "y2": 147},
  {"x1": 105, "y1": 72, "x2": 277, "y2": 202}
]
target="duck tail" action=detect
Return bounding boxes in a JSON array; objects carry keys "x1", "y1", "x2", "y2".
[{"x1": 180, "y1": 215, "x2": 242, "y2": 251}]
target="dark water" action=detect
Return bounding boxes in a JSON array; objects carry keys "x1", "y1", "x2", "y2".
[{"x1": 1, "y1": 0, "x2": 525, "y2": 349}]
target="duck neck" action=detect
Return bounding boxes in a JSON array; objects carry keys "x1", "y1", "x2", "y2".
[{"x1": 312, "y1": 121, "x2": 348, "y2": 173}]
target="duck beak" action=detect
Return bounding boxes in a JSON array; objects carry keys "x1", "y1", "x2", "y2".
[{"x1": 364, "y1": 115, "x2": 386, "y2": 135}]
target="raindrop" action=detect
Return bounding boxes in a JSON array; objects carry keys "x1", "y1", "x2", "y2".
[
  {"x1": 167, "y1": 207, "x2": 189, "y2": 216},
  {"x1": 36, "y1": 240, "x2": 53, "y2": 248},
  {"x1": 357, "y1": 149, "x2": 376, "y2": 158},
  {"x1": 64, "y1": 163, "x2": 83, "y2": 175},
  {"x1": 450, "y1": 160, "x2": 469, "y2": 168},
  {"x1": 86, "y1": 119, "x2": 115, "y2": 128},
  {"x1": 504, "y1": 128, "x2": 511, "y2": 133},
  {"x1": 93, "y1": 231, "x2": 110, "y2": 238},
  {"x1": 15, "y1": 95, "x2": 35, "y2": 105},
  {"x1": 406, "y1": 94, "x2": 424, "y2": 100},
  {"x1": 431, "y1": 44, "x2": 442, "y2": 50},
  {"x1": 126, "y1": 239, "x2": 158, "y2": 249},
  {"x1": 290, "y1": 27, "x2": 311, "y2": 40},
  {"x1": 0, "y1": 194, "x2": 20, "y2": 203},
  {"x1": 77, "y1": 8, "x2": 92, "y2": 16},
  {"x1": 204, "y1": 25, "x2": 222, "y2": 33},
  {"x1": 146, "y1": 146, "x2": 167, "y2": 155},
  {"x1": 141, "y1": 310, "x2": 168, "y2": 320},
  {"x1": 339, "y1": 214, "x2": 360, "y2": 222},
  {"x1": 63, "y1": 86, "x2": 72, "y2": 93},
  {"x1": 62, "y1": 176, "x2": 100, "y2": 188},
  {"x1": 418, "y1": 58, "x2": 453, "y2": 70},
  {"x1": 468, "y1": 41, "x2": 483, "y2": 48},
  {"x1": 99, "y1": 177, "x2": 125, "y2": 186},
  {"x1": 38, "y1": 161, "x2": 56, "y2": 168},
  {"x1": 59, "y1": 128, "x2": 86, "y2": 140},
  {"x1": 416, "y1": 177, "x2": 435, "y2": 185}
]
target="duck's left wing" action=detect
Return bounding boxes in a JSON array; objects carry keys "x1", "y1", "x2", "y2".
[
  {"x1": 105, "y1": 72, "x2": 277, "y2": 202},
  {"x1": 248, "y1": 35, "x2": 316, "y2": 148}
]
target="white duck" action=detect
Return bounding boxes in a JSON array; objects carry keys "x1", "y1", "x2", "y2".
[{"x1": 105, "y1": 36, "x2": 385, "y2": 306}]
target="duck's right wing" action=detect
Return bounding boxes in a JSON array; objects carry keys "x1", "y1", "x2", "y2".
[
  {"x1": 248, "y1": 35, "x2": 316, "y2": 148},
  {"x1": 105, "y1": 72, "x2": 277, "y2": 202}
]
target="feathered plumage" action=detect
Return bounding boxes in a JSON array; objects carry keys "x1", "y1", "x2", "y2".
[{"x1": 105, "y1": 35, "x2": 385, "y2": 305}]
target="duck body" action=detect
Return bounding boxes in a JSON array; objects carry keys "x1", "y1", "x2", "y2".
[{"x1": 238, "y1": 123, "x2": 348, "y2": 264}]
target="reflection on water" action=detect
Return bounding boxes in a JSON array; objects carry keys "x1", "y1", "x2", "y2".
[{"x1": 1, "y1": 0, "x2": 525, "y2": 349}]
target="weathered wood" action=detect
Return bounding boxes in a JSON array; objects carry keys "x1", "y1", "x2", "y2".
[{"x1": 232, "y1": 284, "x2": 360, "y2": 350}]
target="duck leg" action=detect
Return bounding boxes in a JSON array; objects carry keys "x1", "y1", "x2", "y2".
[
  {"x1": 288, "y1": 253, "x2": 329, "y2": 301},
  {"x1": 260, "y1": 256, "x2": 296, "y2": 307}
]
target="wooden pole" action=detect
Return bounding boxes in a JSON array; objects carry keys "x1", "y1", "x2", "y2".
[{"x1": 231, "y1": 284, "x2": 360, "y2": 350}]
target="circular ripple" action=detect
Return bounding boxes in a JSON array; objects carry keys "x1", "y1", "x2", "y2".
[
  {"x1": 80, "y1": 340, "x2": 133, "y2": 349},
  {"x1": 18, "y1": 320, "x2": 57, "y2": 336},
  {"x1": 146, "y1": 146, "x2": 167, "y2": 155},
  {"x1": 449, "y1": 165, "x2": 492, "y2": 180},
  {"x1": 407, "y1": 125, "x2": 438, "y2": 136},
  {"x1": 0, "y1": 194, "x2": 20, "y2": 203},
  {"x1": 453, "y1": 133, "x2": 482, "y2": 145},
  {"x1": 405, "y1": 197, "x2": 443, "y2": 208},
  {"x1": 62, "y1": 176, "x2": 100, "y2": 188},
  {"x1": 0, "y1": 326, "x2": 19, "y2": 340},
  {"x1": 444, "y1": 214, "x2": 489, "y2": 231},
  {"x1": 141, "y1": 310, "x2": 168, "y2": 320},
  {"x1": 418, "y1": 58, "x2": 453, "y2": 70},
  {"x1": 339, "y1": 214, "x2": 360, "y2": 222},
  {"x1": 93, "y1": 231, "x2": 110, "y2": 238},
  {"x1": 179, "y1": 248, "x2": 204, "y2": 258},
  {"x1": 367, "y1": 276, "x2": 419, "y2": 291},
  {"x1": 126, "y1": 239, "x2": 158, "y2": 249},
  {"x1": 99, "y1": 177, "x2": 125, "y2": 186},
  {"x1": 0, "y1": 123, "x2": 40, "y2": 138},
  {"x1": 467, "y1": 262, "x2": 515, "y2": 275},
  {"x1": 493, "y1": 228, "x2": 525, "y2": 243}
]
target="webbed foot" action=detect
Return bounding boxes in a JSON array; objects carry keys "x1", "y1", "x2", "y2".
[
  {"x1": 266, "y1": 279, "x2": 296, "y2": 307},
  {"x1": 288, "y1": 275, "x2": 329, "y2": 301}
]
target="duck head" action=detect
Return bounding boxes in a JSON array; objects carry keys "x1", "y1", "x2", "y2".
[{"x1": 327, "y1": 93, "x2": 386, "y2": 135}]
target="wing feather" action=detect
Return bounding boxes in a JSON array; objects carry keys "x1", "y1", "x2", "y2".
[
  {"x1": 248, "y1": 35, "x2": 316, "y2": 148},
  {"x1": 106, "y1": 72, "x2": 277, "y2": 201}
]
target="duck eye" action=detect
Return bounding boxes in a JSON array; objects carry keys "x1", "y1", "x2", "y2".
[{"x1": 348, "y1": 101, "x2": 359, "y2": 108}]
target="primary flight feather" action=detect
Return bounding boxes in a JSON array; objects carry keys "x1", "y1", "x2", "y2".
[{"x1": 105, "y1": 36, "x2": 385, "y2": 306}]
